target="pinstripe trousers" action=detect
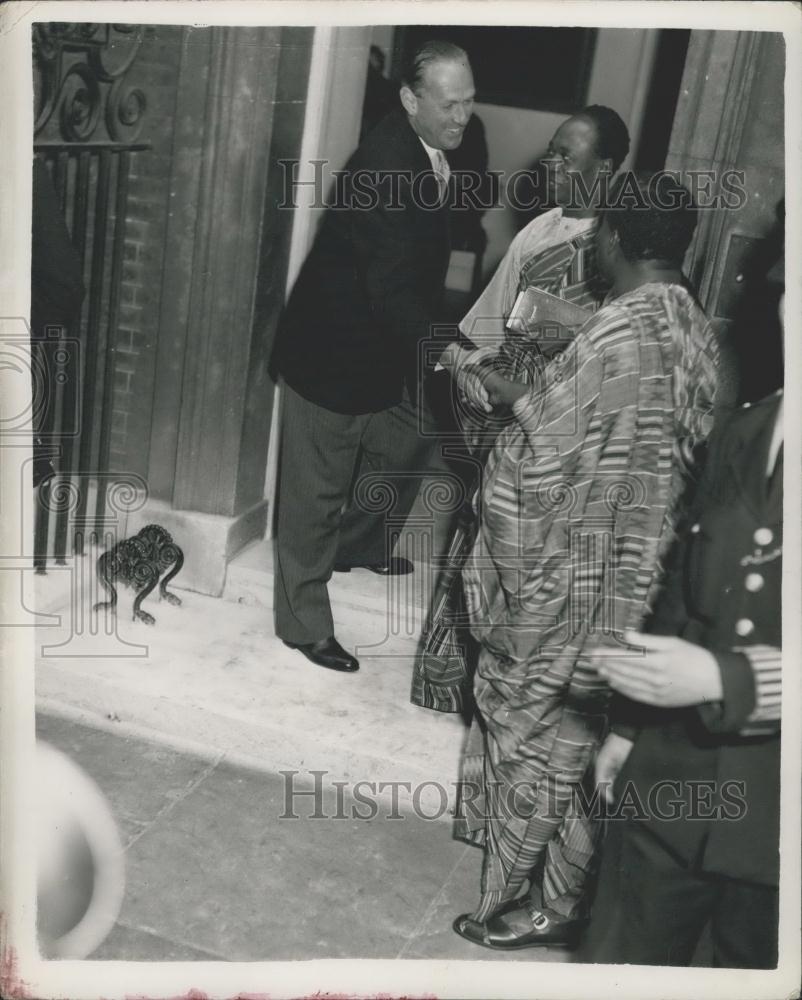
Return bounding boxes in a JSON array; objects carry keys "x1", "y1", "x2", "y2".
[{"x1": 273, "y1": 381, "x2": 443, "y2": 645}]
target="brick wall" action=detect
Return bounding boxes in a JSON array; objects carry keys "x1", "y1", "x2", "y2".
[
  {"x1": 34, "y1": 23, "x2": 314, "y2": 501},
  {"x1": 108, "y1": 24, "x2": 184, "y2": 478}
]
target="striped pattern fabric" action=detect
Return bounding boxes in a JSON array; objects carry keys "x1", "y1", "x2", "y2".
[
  {"x1": 458, "y1": 207, "x2": 598, "y2": 354},
  {"x1": 409, "y1": 502, "x2": 478, "y2": 713},
  {"x1": 517, "y1": 224, "x2": 601, "y2": 309},
  {"x1": 455, "y1": 282, "x2": 720, "y2": 922},
  {"x1": 460, "y1": 226, "x2": 603, "y2": 453},
  {"x1": 737, "y1": 644, "x2": 782, "y2": 735},
  {"x1": 411, "y1": 229, "x2": 604, "y2": 714}
]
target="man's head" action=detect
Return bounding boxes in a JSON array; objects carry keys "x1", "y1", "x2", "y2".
[
  {"x1": 544, "y1": 105, "x2": 630, "y2": 212},
  {"x1": 596, "y1": 172, "x2": 697, "y2": 282},
  {"x1": 400, "y1": 41, "x2": 475, "y2": 151}
]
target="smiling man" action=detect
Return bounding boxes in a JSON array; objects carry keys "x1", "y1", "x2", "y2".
[
  {"x1": 271, "y1": 41, "x2": 474, "y2": 674},
  {"x1": 453, "y1": 105, "x2": 630, "y2": 365}
]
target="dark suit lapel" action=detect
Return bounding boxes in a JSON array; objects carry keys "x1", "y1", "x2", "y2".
[
  {"x1": 387, "y1": 112, "x2": 452, "y2": 288},
  {"x1": 728, "y1": 397, "x2": 782, "y2": 520},
  {"x1": 396, "y1": 114, "x2": 451, "y2": 217}
]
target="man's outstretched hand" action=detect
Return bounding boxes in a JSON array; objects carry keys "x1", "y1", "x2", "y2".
[{"x1": 439, "y1": 343, "x2": 529, "y2": 413}]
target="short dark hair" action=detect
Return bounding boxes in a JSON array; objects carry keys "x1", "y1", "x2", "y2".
[
  {"x1": 605, "y1": 172, "x2": 697, "y2": 265},
  {"x1": 401, "y1": 40, "x2": 469, "y2": 94},
  {"x1": 578, "y1": 105, "x2": 630, "y2": 173}
]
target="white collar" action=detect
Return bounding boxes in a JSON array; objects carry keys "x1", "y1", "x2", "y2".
[{"x1": 418, "y1": 136, "x2": 444, "y2": 160}]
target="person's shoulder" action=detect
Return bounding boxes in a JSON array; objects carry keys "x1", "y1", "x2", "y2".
[
  {"x1": 515, "y1": 207, "x2": 560, "y2": 241},
  {"x1": 708, "y1": 388, "x2": 782, "y2": 458},
  {"x1": 579, "y1": 295, "x2": 632, "y2": 341},
  {"x1": 351, "y1": 110, "x2": 421, "y2": 170},
  {"x1": 596, "y1": 281, "x2": 705, "y2": 336},
  {"x1": 730, "y1": 388, "x2": 783, "y2": 426},
  {"x1": 498, "y1": 209, "x2": 560, "y2": 264}
]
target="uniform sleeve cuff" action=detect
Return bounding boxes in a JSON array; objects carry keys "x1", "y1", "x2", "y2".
[
  {"x1": 608, "y1": 695, "x2": 644, "y2": 742},
  {"x1": 696, "y1": 651, "x2": 755, "y2": 733}
]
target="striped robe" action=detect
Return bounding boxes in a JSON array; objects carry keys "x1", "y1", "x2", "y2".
[
  {"x1": 454, "y1": 282, "x2": 720, "y2": 922},
  {"x1": 411, "y1": 222, "x2": 603, "y2": 713}
]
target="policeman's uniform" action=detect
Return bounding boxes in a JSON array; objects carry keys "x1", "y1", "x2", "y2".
[{"x1": 581, "y1": 390, "x2": 783, "y2": 968}]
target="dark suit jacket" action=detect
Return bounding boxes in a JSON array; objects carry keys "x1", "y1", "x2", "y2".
[
  {"x1": 272, "y1": 109, "x2": 452, "y2": 415},
  {"x1": 612, "y1": 392, "x2": 783, "y2": 887}
]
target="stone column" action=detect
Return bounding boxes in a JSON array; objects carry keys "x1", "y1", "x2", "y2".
[
  {"x1": 130, "y1": 26, "x2": 312, "y2": 595},
  {"x1": 665, "y1": 29, "x2": 785, "y2": 403},
  {"x1": 667, "y1": 31, "x2": 783, "y2": 303}
]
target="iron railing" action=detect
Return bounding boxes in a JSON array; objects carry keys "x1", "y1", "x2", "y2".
[{"x1": 32, "y1": 22, "x2": 150, "y2": 569}]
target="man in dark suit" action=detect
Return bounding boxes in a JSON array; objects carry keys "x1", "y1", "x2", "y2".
[
  {"x1": 271, "y1": 41, "x2": 475, "y2": 673},
  {"x1": 579, "y1": 283, "x2": 784, "y2": 968}
]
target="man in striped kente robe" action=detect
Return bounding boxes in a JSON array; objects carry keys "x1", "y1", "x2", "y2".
[
  {"x1": 448, "y1": 172, "x2": 722, "y2": 950},
  {"x1": 412, "y1": 105, "x2": 631, "y2": 713}
]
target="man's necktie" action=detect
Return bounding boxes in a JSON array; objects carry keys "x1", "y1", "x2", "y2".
[{"x1": 434, "y1": 150, "x2": 450, "y2": 205}]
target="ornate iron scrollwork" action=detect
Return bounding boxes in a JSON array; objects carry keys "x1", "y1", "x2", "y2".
[
  {"x1": 94, "y1": 524, "x2": 184, "y2": 626},
  {"x1": 34, "y1": 22, "x2": 147, "y2": 142}
]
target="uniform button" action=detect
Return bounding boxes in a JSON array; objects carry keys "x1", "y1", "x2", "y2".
[
  {"x1": 754, "y1": 527, "x2": 773, "y2": 546},
  {"x1": 745, "y1": 573, "x2": 764, "y2": 592},
  {"x1": 690, "y1": 523, "x2": 701, "y2": 534},
  {"x1": 735, "y1": 618, "x2": 755, "y2": 637}
]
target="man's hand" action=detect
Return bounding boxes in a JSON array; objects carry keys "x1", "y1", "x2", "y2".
[
  {"x1": 443, "y1": 344, "x2": 529, "y2": 412},
  {"x1": 481, "y1": 371, "x2": 529, "y2": 408},
  {"x1": 594, "y1": 631, "x2": 724, "y2": 708},
  {"x1": 595, "y1": 732, "x2": 635, "y2": 806}
]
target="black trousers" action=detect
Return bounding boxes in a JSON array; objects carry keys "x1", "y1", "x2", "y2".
[
  {"x1": 578, "y1": 815, "x2": 779, "y2": 969},
  {"x1": 274, "y1": 381, "x2": 449, "y2": 645}
]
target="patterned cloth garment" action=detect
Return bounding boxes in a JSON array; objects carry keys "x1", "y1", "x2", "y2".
[
  {"x1": 454, "y1": 281, "x2": 720, "y2": 923},
  {"x1": 412, "y1": 221, "x2": 603, "y2": 714}
]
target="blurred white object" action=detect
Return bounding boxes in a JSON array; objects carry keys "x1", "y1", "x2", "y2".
[{"x1": 35, "y1": 740, "x2": 125, "y2": 958}]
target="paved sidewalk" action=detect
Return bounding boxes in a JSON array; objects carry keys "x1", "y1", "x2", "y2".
[
  {"x1": 37, "y1": 713, "x2": 571, "y2": 964},
  {"x1": 35, "y1": 545, "x2": 466, "y2": 818}
]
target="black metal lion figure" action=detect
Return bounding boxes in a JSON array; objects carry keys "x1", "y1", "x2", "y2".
[{"x1": 93, "y1": 524, "x2": 184, "y2": 625}]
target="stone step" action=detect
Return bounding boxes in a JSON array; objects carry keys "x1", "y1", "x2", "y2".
[
  {"x1": 223, "y1": 539, "x2": 437, "y2": 657},
  {"x1": 35, "y1": 578, "x2": 468, "y2": 818}
]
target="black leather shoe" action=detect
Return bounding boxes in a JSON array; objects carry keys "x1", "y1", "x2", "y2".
[
  {"x1": 333, "y1": 557, "x2": 413, "y2": 576},
  {"x1": 452, "y1": 898, "x2": 584, "y2": 950},
  {"x1": 283, "y1": 636, "x2": 359, "y2": 672}
]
